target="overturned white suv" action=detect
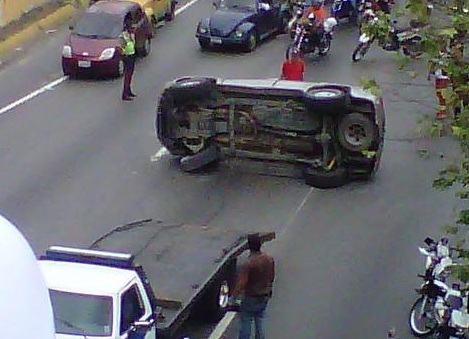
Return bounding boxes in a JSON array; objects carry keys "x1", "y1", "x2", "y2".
[{"x1": 156, "y1": 77, "x2": 385, "y2": 188}]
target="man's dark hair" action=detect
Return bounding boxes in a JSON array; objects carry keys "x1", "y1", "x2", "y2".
[{"x1": 248, "y1": 233, "x2": 262, "y2": 252}]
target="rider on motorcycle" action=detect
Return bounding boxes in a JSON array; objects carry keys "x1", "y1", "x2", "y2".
[{"x1": 304, "y1": 0, "x2": 327, "y2": 25}]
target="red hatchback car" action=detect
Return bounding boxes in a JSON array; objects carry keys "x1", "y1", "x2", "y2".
[{"x1": 62, "y1": 0, "x2": 153, "y2": 77}]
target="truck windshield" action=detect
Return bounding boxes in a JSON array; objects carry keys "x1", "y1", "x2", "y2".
[{"x1": 49, "y1": 289, "x2": 113, "y2": 336}]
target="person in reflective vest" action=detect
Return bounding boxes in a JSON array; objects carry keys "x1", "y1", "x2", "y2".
[{"x1": 119, "y1": 21, "x2": 137, "y2": 101}]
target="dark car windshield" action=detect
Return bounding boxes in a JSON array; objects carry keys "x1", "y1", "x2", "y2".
[
  {"x1": 73, "y1": 12, "x2": 123, "y2": 39},
  {"x1": 49, "y1": 289, "x2": 113, "y2": 336},
  {"x1": 219, "y1": 0, "x2": 257, "y2": 10}
]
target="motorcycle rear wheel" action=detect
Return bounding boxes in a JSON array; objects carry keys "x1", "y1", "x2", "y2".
[
  {"x1": 352, "y1": 42, "x2": 369, "y2": 62},
  {"x1": 318, "y1": 36, "x2": 331, "y2": 56},
  {"x1": 409, "y1": 296, "x2": 437, "y2": 337}
]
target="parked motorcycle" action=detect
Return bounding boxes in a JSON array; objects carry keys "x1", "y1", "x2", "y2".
[
  {"x1": 408, "y1": 237, "x2": 458, "y2": 338},
  {"x1": 351, "y1": 16, "x2": 423, "y2": 62},
  {"x1": 433, "y1": 283, "x2": 469, "y2": 339},
  {"x1": 286, "y1": 17, "x2": 337, "y2": 58}
]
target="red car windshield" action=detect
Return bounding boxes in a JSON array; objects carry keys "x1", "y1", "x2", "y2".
[{"x1": 73, "y1": 12, "x2": 123, "y2": 39}]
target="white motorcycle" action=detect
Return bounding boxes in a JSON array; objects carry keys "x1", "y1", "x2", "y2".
[
  {"x1": 433, "y1": 283, "x2": 469, "y2": 339},
  {"x1": 409, "y1": 237, "x2": 455, "y2": 337}
]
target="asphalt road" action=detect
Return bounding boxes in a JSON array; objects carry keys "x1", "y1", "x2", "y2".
[{"x1": 0, "y1": 0, "x2": 462, "y2": 338}]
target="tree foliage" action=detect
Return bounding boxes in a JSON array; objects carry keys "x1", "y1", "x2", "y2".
[{"x1": 406, "y1": 0, "x2": 469, "y2": 281}]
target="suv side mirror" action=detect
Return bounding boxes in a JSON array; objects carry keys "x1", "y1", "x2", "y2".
[{"x1": 68, "y1": 25, "x2": 74, "y2": 30}]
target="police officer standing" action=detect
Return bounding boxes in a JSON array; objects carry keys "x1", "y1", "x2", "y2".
[{"x1": 119, "y1": 20, "x2": 137, "y2": 101}]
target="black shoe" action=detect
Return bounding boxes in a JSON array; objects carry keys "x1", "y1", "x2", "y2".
[
  {"x1": 129, "y1": 92, "x2": 137, "y2": 97},
  {"x1": 122, "y1": 96, "x2": 133, "y2": 101}
]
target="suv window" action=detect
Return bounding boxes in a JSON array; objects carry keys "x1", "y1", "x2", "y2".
[{"x1": 120, "y1": 284, "x2": 145, "y2": 334}]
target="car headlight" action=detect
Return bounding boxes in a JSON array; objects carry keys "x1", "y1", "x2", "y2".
[
  {"x1": 198, "y1": 25, "x2": 208, "y2": 34},
  {"x1": 234, "y1": 29, "x2": 243, "y2": 38},
  {"x1": 62, "y1": 45, "x2": 72, "y2": 58},
  {"x1": 99, "y1": 48, "x2": 115, "y2": 60}
]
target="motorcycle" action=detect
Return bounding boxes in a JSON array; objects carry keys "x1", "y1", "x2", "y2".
[
  {"x1": 351, "y1": 16, "x2": 423, "y2": 62},
  {"x1": 286, "y1": 17, "x2": 337, "y2": 58},
  {"x1": 287, "y1": 1, "x2": 311, "y2": 38},
  {"x1": 409, "y1": 237, "x2": 469, "y2": 338},
  {"x1": 433, "y1": 283, "x2": 469, "y2": 339}
]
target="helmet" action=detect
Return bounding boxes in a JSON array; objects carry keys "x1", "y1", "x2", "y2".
[{"x1": 307, "y1": 12, "x2": 316, "y2": 24}]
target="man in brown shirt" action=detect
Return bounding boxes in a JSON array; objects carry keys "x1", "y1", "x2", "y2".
[{"x1": 231, "y1": 233, "x2": 275, "y2": 339}]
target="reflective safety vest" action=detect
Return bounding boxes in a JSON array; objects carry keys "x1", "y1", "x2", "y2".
[{"x1": 121, "y1": 31, "x2": 136, "y2": 56}]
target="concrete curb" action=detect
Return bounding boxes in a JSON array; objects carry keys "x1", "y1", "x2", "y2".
[{"x1": 0, "y1": 1, "x2": 87, "y2": 64}]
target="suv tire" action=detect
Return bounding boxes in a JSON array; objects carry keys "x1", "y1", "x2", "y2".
[
  {"x1": 304, "y1": 166, "x2": 348, "y2": 188},
  {"x1": 165, "y1": 77, "x2": 216, "y2": 107},
  {"x1": 305, "y1": 87, "x2": 350, "y2": 112},
  {"x1": 337, "y1": 113, "x2": 377, "y2": 152}
]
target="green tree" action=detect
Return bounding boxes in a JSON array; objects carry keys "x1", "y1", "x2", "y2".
[{"x1": 404, "y1": 0, "x2": 469, "y2": 280}]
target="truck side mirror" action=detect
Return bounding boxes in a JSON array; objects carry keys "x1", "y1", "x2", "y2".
[{"x1": 134, "y1": 318, "x2": 155, "y2": 328}]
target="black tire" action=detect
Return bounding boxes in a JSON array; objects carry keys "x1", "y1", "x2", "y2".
[
  {"x1": 318, "y1": 35, "x2": 331, "y2": 56},
  {"x1": 337, "y1": 113, "x2": 377, "y2": 152},
  {"x1": 402, "y1": 37, "x2": 423, "y2": 58},
  {"x1": 352, "y1": 42, "x2": 369, "y2": 62},
  {"x1": 278, "y1": 14, "x2": 290, "y2": 34},
  {"x1": 165, "y1": 77, "x2": 216, "y2": 106},
  {"x1": 198, "y1": 38, "x2": 211, "y2": 51},
  {"x1": 116, "y1": 58, "x2": 124, "y2": 78},
  {"x1": 165, "y1": 1, "x2": 176, "y2": 21},
  {"x1": 245, "y1": 31, "x2": 257, "y2": 52},
  {"x1": 197, "y1": 259, "x2": 237, "y2": 323},
  {"x1": 138, "y1": 38, "x2": 151, "y2": 57},
  {"x1": 305, "y1": 87, "x2": 349, "y2": 112},
  {"x1": 304, "y1": 166, "x2": 348, "y2": 188},
  {"x1": 409, "y1": 296, "x2": 437, "y2": 337}
]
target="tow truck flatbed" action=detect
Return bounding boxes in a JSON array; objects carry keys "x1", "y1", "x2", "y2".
[{"x1": 39, "y1": 218, "x2": 275, "y2": 339}]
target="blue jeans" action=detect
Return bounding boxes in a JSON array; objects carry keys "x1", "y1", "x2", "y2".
[{"x1": 238, "y1": 296, "x2": 270, "y2": 339}]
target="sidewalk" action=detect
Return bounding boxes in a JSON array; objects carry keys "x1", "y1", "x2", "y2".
[{"x1": 0, "y1": 0, "x2": 89, "y2": 67}]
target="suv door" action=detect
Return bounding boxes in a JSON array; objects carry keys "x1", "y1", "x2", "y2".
[{"x1": 119, "y1": 283, "x2": 154, "y2": 339}]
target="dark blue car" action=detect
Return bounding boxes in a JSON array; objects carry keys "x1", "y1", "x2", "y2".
[{"x1": 196, "y1": 0, "x2": 290, "y2": 51}]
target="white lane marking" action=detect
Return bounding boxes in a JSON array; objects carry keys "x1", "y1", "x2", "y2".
[
  {"x1": 279, "y1": 187, "x2": 313, "y2": 237},
  {"x1": 206, "y1": 188, "x2": 314, "y2": 339},
  {"x1": 207, "y1": 311, "x2": 237, "y2": 339},
  {"x1": 175, "y1": 0, "x2": 201, "y2": 15},
  {"x1": 0, "y1": 76, "x2": 67, "y2": 116},
  {"x1": 0, "y1": 0, "x2": 202, "y2": 117},
  {"x1": 150, "y1": 147, "x2": 169, "y2": 162}
]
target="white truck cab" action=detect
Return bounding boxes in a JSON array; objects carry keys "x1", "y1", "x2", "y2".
[{"x1": 40, "y1": 247, "x2": 156, "y2": 339}]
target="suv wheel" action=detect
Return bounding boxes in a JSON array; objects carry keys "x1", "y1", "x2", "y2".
[
  {"x1": 304, "y1": 166, "x2": 348, "y2": 188},
  {"x1": 165, "y1": 77, "x2": 217, "y2": 106},
  {"x1": 306, "y1": 87, "x2": 349, "y2": 111},
  {"x1": 337, "y1": 113, "x2": 377, "y2": 152}
]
